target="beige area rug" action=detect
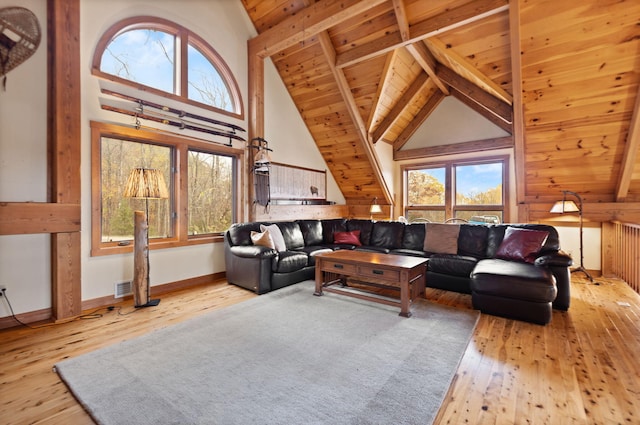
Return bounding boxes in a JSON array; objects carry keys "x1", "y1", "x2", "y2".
[{"x1": 55, "y1": 280, "x2": 479, "y2": 425}]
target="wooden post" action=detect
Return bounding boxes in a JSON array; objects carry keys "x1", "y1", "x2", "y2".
[{"x1": 132, "y1": 211, "x2": 148, "y2": 307}]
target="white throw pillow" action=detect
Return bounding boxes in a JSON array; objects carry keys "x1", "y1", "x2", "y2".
[{"x1": 260, "y1": 224, "x2": 287, "y2": 252}]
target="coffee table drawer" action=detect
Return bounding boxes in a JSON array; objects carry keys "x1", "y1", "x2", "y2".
[
  {"x1": 357, "y1": 265, "x2": 400, "y2": 282},
  {"x1": 321, "y1": 261, "x2": 356, "y2": 274}
]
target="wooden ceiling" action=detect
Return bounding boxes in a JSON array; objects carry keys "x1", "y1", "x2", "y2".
[{"x1": 241, "y1": 0, "x2": 640, "y2": 212}]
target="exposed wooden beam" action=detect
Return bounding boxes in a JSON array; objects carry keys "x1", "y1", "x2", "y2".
[
  {"x1": 48, "y1": 0, "x2": 82, "y2": 321},
  {"x1": 0, "y1": 203, "x2": 80, "y2": 235},
  {"x1": 394, "y1": 136, "x2": 513, "y2": 161},
  {"x1": 247, "y1": 43, "x2": 265, "y2": 221},
  {"x1": 371, "y1": 72, "x2": 430, "y2": 144},
  {"x1": 366, "y1": 51, "x2": 396, "y2": 135},
  {"x1": 317, "y1": 31, "x2": 393, "y2": 205},
  {"x1": 615, "y1": 83, "x2": 640, "y2": 201},
  {"x1": 450, "y1": 88, "x2": 513, "y2": 134},
  {"x1": 248, "y1": 0, "x2": 387, "y2": 59},
  {"x1": 405, "y1": 41, "x2": 449, "y2": 95},
  {"x1": 393, "y1": 90, "x2": 446, "y2": 151},
  {"x1": 437, "y1": 65, "x2": 512, "y2": 124},
  {"x1": 509, "y1": 0, "x2": 526, "y2": 209},
  {"x1": 336, "y1": 0, "x2": 508, "y2": 68},
  {"x1": 391, "y1": 0, "x2": 410, "y2": 42},
  {"x1": 424, "y1": 37, "x2": 511, "y2": 105}
]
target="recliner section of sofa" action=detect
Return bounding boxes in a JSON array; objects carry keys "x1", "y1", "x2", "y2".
[{"x1": 224, "y1": 218, "x2": 573, "y2": 323}]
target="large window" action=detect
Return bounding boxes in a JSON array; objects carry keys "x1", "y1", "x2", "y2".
[
  {"x1": 404, "y1": 156, "x2": 509, "y2": 223},
  {"x1": 92, "y1": 17, "x2": 243, "y2": 118},
  {"x1": 91, "y1": 122, "x2": 243, "y2": 256}
]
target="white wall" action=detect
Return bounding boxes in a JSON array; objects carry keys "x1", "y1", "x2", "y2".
[
  {"x1": 0, "y1": 0, "x2": 50, "y2": 317},
  {"x1": 0, "y1": 0, "x2": 342, "y2": 316}
]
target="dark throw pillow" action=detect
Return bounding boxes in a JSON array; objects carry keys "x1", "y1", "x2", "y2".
[
  {"x1": 424, "y1": 223, "x2": 460, "y2": 254},
  {"x1": 333, "y1": 230, "x2": 362, "y2": 246},
  {"x1": 495, "y1": 227, "x2": 549, "y2": 264}
]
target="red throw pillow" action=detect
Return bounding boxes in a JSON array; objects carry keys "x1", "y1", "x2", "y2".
[
  {"x1": 333, "y1": 230, "x2": 362, "y2": 246},
  {"x1": 495, "y1": 227, "x2": 549, "y2": 264}
]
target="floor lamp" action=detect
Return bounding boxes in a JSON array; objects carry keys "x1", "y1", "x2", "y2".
[
  {"x1": 123, "y1": 168, "x2": 169, "y2": 307},
  {"x1": 550, "y1": 190, "x2": 594, "y2": 282}
]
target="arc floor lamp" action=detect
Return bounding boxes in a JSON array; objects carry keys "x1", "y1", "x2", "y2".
[
  {"x1": 124, "y1": 168, "x2": 169, "y2": 307},
  {"x1": 550, "y1": 190, "x2": 594, "y2": 282}
]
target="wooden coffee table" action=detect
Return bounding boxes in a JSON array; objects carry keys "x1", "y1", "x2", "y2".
[{"x1": 313, "y1": 250, "x2": 428, "y2": 317}]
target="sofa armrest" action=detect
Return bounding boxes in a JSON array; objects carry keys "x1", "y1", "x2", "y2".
[
  {"x1": 229, "y1": 245, "x2": 278, "y2": 259},
  {"x1": 534, "y1": 251, "x2": 573, "y2": 268}
]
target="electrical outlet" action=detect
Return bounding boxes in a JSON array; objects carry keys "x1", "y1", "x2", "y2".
[{"x1": 0, "y1": 286, "x2": 6, "y2": 296}]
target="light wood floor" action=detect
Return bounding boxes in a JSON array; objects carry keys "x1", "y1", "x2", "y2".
[{"x1": 1, "y1": 275, "x2": 639, "y2": 425}]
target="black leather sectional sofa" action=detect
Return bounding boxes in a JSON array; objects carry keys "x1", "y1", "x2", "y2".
[{"x1": 224, "y1": 218, "x2": 573, "y2": 324}]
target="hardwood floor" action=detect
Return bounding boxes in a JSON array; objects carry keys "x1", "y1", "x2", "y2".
[{"x1": 1, "y1": 275, "x2": 639, "y2": 424}]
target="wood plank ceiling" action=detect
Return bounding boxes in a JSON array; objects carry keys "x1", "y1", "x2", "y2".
[{"x1": 241, "y1": 0, "x2": 640, "y2": 210}]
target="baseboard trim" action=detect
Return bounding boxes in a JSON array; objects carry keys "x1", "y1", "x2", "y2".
[{"x1": 0, "y1": 272, "x2": 226, "y2": 330}]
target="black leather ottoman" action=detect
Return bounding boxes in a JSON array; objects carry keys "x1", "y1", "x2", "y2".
[{"x1": 470, "y1": 259, "x2": 558, "y2": 325}]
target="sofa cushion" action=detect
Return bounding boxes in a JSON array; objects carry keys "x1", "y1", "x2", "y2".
[
  {"x1": 424, "y1": 223, "x2": 460, "y2": 254},
  {"x1": 495, "y1": 227, "x2": 549, "y2": 264},
  {"x1": 370, "y1": 221, "x2": 404, "y2": 249},
  {"x1": 276, "y1": 221, "x2": 305, "y2": 250},
  {"x1": 458, "y1": 224, "x2": 489, "y2": 258},
  {"x1": 250, "y1": 230, "x2": 275, "y2": 249},
  {"x1": 428, "y1": 254, "x2": 478, "y2": 278},
  {"x1": 227, "y1": 222, "x2": 263, "y2": 246},
  {"x1": 297, "y1": 220, "x2": 324, "y2": 246},
  {"x1": 347, "y1": 219, "x2": 373, "y2": 245},
  {"x1": 321, "y1": 219, "x2": 347, "y2": 245},
  {"x1": 401, "y1": 223, "x2": 426, "y2": 251},
  {"x1": 333, "y1": 230, "x2": 362, "y2": 246},
  {"x1": 471, "y1": 259, "x2": 557, "y2": 303},
  {"x1": 272, "y1": 251, "x2": 309, "y2": 273},
  {"x1": 260, "y1": 224, "x2": 287, "y2": 252}
]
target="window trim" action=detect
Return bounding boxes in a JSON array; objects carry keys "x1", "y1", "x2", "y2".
[
  {"x1": 402, "y1": 155, "x2": 510, "y2": 222},
  {"x1": 91, "y1": 121, "x2": 245, "y2": 257},
  {"x1": 91, "y1": 16, "x2": 244, "y2": 119}
]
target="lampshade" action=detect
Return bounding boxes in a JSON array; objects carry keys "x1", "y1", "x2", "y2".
[
  {"x1": 369, "y1": 197, "x2": 383, "y2": 214},
  {"x1": 550, "y1": 200, "x2": 579, "y2": 213},
  {"x1": 123, "y1": 168, "x2": 169, "y2": 199}
]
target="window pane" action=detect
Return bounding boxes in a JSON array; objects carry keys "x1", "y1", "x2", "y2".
[
  {"x1": 456, "y1": 211, "x2": 503, "y2": 224},
  {"x1": 406, "y1": 210, "x2": 446, "y2": 223},
  {"x1": 101, "y1": 138, "x2": 172, "y2": 242},
  {"x1": 407, "y1": 168, "x2": 445, "y2": 205},
  {"x1": 455, "y1": 163, "x2": 503, "y2": 205},
  {"x1": 101, "y1": 29, "x2": 175, "y2": 93},
  {"x1": 187, "y1": 45, "x2": 233, "y2": 112},
  {"x1": 188, "y1": 151, "x2": 234, "y2": 235}
]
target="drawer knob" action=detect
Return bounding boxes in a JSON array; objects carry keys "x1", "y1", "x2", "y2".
[
  {"x1": 334, "y1": 264, "x2": 343, "y2": 269},
  {"x1": 373, "y1": 269, "x2": 383, "y2": 275}
]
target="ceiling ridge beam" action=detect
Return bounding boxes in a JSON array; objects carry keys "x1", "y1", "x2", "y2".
[
  {"x1": 249, "y1": 0, "x2": 387, "y2": 59},
  {"x1": 437, "y1": 65, "x2": 512, "y2": 124},
  {"x1": 405, "y1": 41, "x2": 449, "y2": 95},
  {"x1": 336, "y1": 0, "x2": 509, "y2": 69},
  {"x1": 424, "y1": 37, "x2": 511, "y2": 105}
]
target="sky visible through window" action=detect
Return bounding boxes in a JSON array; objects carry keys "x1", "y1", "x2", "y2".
[
  {"x1": 417, "y1": 163, "x2": 502, "y2": 197},
  {"x1": 456, "y1": 163, "x2": 502, "y2": 196}
]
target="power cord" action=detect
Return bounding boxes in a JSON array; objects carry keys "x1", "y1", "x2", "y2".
[{"x1": 0, "y1": 288, "x2": 122, "y2": 329}]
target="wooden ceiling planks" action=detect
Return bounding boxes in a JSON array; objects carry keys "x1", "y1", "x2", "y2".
[{"x1": 243, "y1": 0, "x2": 640, "y2": 214}]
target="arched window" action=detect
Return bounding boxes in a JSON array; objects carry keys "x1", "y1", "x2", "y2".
[{"x1": 92, "y1": 16, "x2": 243, "y2": 118}]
